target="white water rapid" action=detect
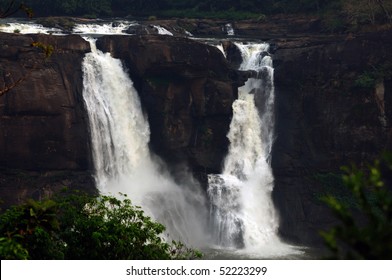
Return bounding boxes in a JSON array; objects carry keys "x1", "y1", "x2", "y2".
[
  {"x1": 73, "y1": 21, "x2": 138, "y2": 35},
  {"x1": 208, "y1": 42, "x2": 299, "y2": 257},
  {"x1": 81, "y1": 39, "x2": 208, "y2": 246},
  {"x1": 0, "y1": 21, "x2": 64, "y2": 34}
]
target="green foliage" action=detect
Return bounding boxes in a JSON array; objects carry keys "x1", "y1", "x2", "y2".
[
  {"x1": 31, "y1": 41, "x2": 54, "y2": 58},
  {"x1": 0, "y1": 198, "x2": 64, "y2": 259},
  {"x1": 199, "y1": 124, "x2": 213, "y2": 148},
  {"x1": 1, "y1": 0, "x2": 391, "y2": 26},
  {"x1": 0, "y1": 191, "x2": 201, "y2": 260},
  {"x1": 354, "y1": 61, "x2": 392, "y2": 89},
  {"x1": 0, "y1": 237, "x2": 29, "y2": 259},
  {"x1": 0, "y1": 0, "x2": 32, "y2": 18},
  {"x1": 313, "y1": 172, "x2": 357, "y2": 208},
  {"x1": 354, "y1": 72, "x2": 377, "y2": 89},
  {"x1": 37, "y1": 17, "x2": 76, "y2": 32},
  {"x1": 321, "y1": 154, "x2": 392, "y2": 259}
]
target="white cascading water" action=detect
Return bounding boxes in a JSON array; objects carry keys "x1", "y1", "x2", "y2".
[
  {"x1": 0, "y1": 21, "x2": 64, "y2": 34},
  {"x1": 81, "y1": 39, "x2": 208, "y2": 246},
  {"x1": 152, "y1": 25, "x2": 174, "y2": 36},
  {"x1": 208, "y1": 42, "x2": 296, "y2": 256},
  {"x1": 224, "y1": 23, "x2": 235, "y2": 36},
  {"x1": 73, "y1": 21, "x2": 138, "y2": 35}
]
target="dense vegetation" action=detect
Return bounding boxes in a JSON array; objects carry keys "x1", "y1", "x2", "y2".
[
  {"x1": 320, "y1": 154, "x2": 392, "y2": 259},
  {"x1": 0, "y1": 191, "x2": 201, "y2": 259},
  {"x1": 1, "y1": 0, "x2": 391, "y2": 24}
]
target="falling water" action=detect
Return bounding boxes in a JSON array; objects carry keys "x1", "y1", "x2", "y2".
[
  {"x1": 73, "y1": 21, "x2": 138, "y2": 35},
  {"x1": 152, "y1": 25, "x2": 174, "y2": 36},
  {"x1": 224, "y1": 23, "x2": 235, "y2": 36},
  {"x1": 81, "y1": 39, "x2": 208, "y2": 246},
  {"x1": 208, "y1": 42, "x2": 297, "y2": 256}
]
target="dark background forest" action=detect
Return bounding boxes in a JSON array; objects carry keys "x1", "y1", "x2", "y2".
[{"x1": 1, "y1": 0, "x2": 391, "y2": 25}]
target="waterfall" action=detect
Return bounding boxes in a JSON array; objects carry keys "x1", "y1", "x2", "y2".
[
  {"x1": 81, "y1": 37, "x2": 300, "y2": 257},
  {"x1": 0, "y1": 21, "x2": 63, "y2": 35},
  {"x1": 73, "y1": 21, "x2": 138, "y2": 35},
  {"x1": 81, "y1": 39, "x2": 208, "y2": 246},
  {"x1": 152, "y1": 25, "x2": 174, "y2": 36},
  {"x1": 224, "y1": 23, "x2": 235, "y2": 36},
  {"x1": 208, "y1": 42, "x2": 291, "y2": 255}
]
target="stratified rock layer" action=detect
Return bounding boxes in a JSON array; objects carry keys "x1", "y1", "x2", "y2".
[{"x1": 0, "y1": 33, "x2": 94, "y2": 206}]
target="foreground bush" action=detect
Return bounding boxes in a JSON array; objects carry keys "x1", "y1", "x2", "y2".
[
  {"x1": 0, "y1": 191, "x2": 201, "y2": 260},
  {"x1": 321, "y1": 154, "x2": 392, "y2": 259}
]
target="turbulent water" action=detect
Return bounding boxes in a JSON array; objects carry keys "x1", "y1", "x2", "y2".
[
  {"x1": 81, "y1": 39, "x2": 209, "y2": 246},
  {"x1": 0, "y1": 19, "x2": 174, "y2": 36},
  {"x1": 73, "y1": 21, "x2": 137, "y2": 35},
  {"x1": 207, "y1": 42, "x2": 300, "y2": 257},
  {"x1": 0, "y1": 21, "x2": 63, "y2": 34},
  {"x1": 224, "y1": 23, "x2": 235, "y2": 36}
]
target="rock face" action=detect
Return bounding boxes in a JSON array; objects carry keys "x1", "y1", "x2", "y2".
[
  {"x1": 149, "y1": 15, "x2": 323, "y2": 39},
  {"x1": 0, "y1": 33, "x2": 94, "y2": 206},
  {"x1": 271, "y1": 30, "x2": 392, "y2": 245},
  {"x1": 96, "y1": 35, "x2": 247, "y2": 177}
]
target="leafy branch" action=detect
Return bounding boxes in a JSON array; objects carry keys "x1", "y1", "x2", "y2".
[
  {"x1": 321, "y1": 154, "x2": 392, "y2": 259},
  {"x1": 0, "y1": 1, "x2": 32, "y2": 18}
]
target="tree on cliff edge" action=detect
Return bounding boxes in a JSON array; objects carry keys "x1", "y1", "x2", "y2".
[
  {"x1": 0, "y1": 0, "x2": 32, "y2": 18},
  {"x1": 0, "y1": 0, "x2": 21, "y2": 18}
]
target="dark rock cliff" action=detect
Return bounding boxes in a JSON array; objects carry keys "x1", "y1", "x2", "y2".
[
  {"x1": 271, "y1": 30, "x2": 392, "y2": 245},
  {"x1": 0, "y1": 33, "x2": 94, "y2": 206}
]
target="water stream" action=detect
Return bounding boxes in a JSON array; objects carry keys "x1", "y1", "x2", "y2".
[
  {"x1": 206, "y1": 43, "x2": 300, "y2": 257},
  {"x1": 81, "y1": 39, "x2": 209, "y2": 246}
]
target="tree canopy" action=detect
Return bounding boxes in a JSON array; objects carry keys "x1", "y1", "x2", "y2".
[
  {"x1": 0, "y1": 0, "x2": 391, "y2": 25},
  {"x1": 0, "y1": 191, "x2": 201, "y2": 259}
]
